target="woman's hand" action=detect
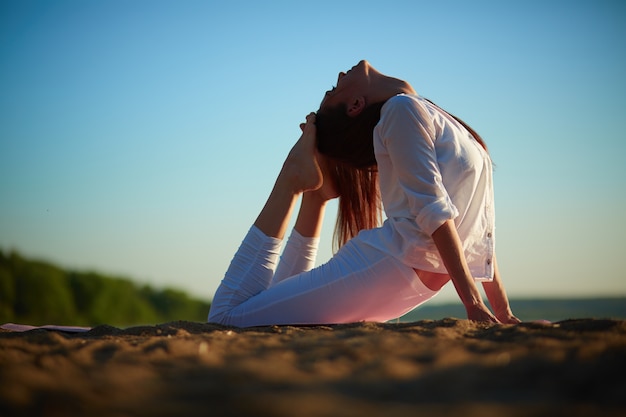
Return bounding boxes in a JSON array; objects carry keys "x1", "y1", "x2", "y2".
[
  {"x1": 466, "y1": 303, "x2": 521, "y2": 324},
  {"x1": 495, "y1": 310, "x2": 522, "y2": 324},
  {"x1": 465, "y1": 302, "x2": 499, "y2": 324},
  {"x1": 482, "y1": 258, "x2": 521, "y2": 324}
]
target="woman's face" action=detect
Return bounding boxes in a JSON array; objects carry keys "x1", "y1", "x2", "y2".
[{"x1": 319, "y1": 60, "x2": 380, "y2": 110}]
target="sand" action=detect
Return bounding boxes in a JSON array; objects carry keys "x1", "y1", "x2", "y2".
[{"x1": 1, "y1": 318, "x2": 625, "y2": 417}]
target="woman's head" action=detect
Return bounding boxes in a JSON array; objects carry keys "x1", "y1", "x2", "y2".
[
  {"x1": 316, "y1": 60, "x2": 414, "y2": 169},
  {"x1": 314, "y1": 60, "x2": 414, "y2": 248},
  {"x1": 319, "y1": 60, "x2": 375, "y2": 109},
  {"x1": 315, "y1": 61, "x2": 387, "y2": 248}
]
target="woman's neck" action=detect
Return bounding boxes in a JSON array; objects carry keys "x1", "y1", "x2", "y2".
[{"x1": 369, "y1": 77, "x2": 416, "y2": 103}]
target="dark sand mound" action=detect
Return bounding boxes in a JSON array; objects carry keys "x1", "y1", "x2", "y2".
[{"x1": 1, "y1": 318, "x2": 625, "y2": 416}]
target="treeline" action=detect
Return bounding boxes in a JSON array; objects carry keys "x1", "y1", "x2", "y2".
[{"x1": 0, "y1": 250, "x2": 211, "y2": 327}]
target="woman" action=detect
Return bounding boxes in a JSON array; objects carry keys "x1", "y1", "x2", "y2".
[{"x1": 208, "y1": 60, "x2": 520, "y2": 327}]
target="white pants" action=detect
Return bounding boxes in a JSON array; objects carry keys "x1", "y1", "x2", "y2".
[{"x1": 208, "y1": 226, "x2": 439, "y2": 327}]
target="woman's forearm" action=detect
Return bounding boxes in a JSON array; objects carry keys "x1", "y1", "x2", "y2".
[
  {"x1": 293, "y1": 192, "x2": 328, "y2": 238},
  {"x1": 431, "y1": 220, "x2": 497, "y2": 322},
  {"x1": 431, "y1": 220, "x2": 483, "y2": 306}
]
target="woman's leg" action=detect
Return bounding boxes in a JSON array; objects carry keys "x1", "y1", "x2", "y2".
[
  {"x1": 272, "y1": 188, "x2": 335, "y2": 285},
  {"x1": 208, "y1": 225, "x2": 283, "y2": 323},
  {"x1": 272, "y1": 228, "x2": 319, "y2": 286},
  {"x1": 253, "y1": 113, "x2": 323, "y2": 240},
  {"x1": 209, "y1": 114, "x2": 324, "y2": 323},
  {"x1": 272, "y1": 148, "x2": 340, "y2": 285},
  {"x1": 213, "y1": 238, "x2": 440, "y2": 327}
]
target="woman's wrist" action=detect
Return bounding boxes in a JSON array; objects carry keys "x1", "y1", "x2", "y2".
[
  {"x1": 463, "y1": 298, "x2": 488, "y2": 310},
  {"x1": 494, "y1": 306, "x2": 513, "y2": 318}
]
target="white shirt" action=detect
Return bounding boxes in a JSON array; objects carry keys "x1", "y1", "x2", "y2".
[{"x1": 357, "y1": 94, "x2": 495, "y2": 281}]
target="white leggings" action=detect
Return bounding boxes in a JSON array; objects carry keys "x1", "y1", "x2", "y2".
[{"x1": 208, "y1": 226, "x2": 439, "y2": 327}]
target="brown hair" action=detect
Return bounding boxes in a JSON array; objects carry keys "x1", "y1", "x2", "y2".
[
  {"x1": 326, "y1": 160, "x2": 382, "y2": 251},
  {"x1": 316, "y1": 102, "x2": 385, "y2": 169},
  {"x1": 316, "y1": 97, "x2": 486, "y2": 250},
  {"x1": 317, "y1": 102, "x2": 384, "y2": 250}
]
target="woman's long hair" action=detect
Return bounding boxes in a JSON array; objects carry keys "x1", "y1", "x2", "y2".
[
  {"x1": 316, "y1": 97, "x2": 486, "y2": 251},
  {"x1": 326, "y1": 159, "x2": 381, "y2": 252},
  {"x1": 317, "y1": 102, "x2": 384, "y2": 250}
]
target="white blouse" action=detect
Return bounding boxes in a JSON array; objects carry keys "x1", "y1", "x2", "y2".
[{"x1": 357, "y1": 94, "x2": 495, "y2": 281}]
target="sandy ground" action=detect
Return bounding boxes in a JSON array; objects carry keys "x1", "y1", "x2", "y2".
[{"x1": 1, "y1": 318, "x2": 625, "y2": 417}]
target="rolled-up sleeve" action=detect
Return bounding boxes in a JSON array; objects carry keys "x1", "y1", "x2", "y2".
[{"x1": 378, "y1": 96, "x2": 458, "y2": 236}]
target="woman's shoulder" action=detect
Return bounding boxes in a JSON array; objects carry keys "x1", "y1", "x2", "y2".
[
  {"x1": 381, "y1": 94, "x2": 432, "y2": 122},
  {"x1": 385, "y1": 93, "x2": 420, "y2": 106},
  {"x1": 382, "y1": 94, "x2": 429, "y2": 114},
  {"x1": 377, "y1": 94, "x2": 437, "y2": 140}
]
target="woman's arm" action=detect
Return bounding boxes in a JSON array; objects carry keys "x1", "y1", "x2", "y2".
[
  {"x1": 482, "y1": 256, "x2": 521, "y2": 324},
  {"x1": 293, "y1": 191, "x2": 329, "y2": 238},
  {"x1": 432, "y1": 219, "x2": 498, "y2": 323}
]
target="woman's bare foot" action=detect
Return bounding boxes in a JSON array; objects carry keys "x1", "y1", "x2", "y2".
[
  {"x1": 253, "y1": 113, "x2": 323, "y2": 239},
  {"x1": 280, "y1": 113, "x2": 323, "y2": 194}
]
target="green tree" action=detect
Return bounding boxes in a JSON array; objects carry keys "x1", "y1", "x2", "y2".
[
  {"x1": 142, "y1": 286, "x2": 211, "y2": 321},
  {"x1": 12, "y1": 256, "x2": 76, "y2": 325},
  {"x1": 0, "y1": 249, "x2": 211, "y2": 327},
  {"x1": 0, "y1": 262, "x2": 16, "y2": 322}
]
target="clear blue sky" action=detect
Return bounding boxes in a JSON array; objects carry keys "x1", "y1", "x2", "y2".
[{"x1": 1, "y1": 0, "x2": 625, "y2": 305}]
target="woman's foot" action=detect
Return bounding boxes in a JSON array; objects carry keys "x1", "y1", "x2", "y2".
[{"x1": 280, "y1": 113, "x2": 323, "y2": 194}]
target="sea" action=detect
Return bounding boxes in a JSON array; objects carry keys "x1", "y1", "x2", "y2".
[{"x1": 399, "y1": 297, "x2": 626, "y2": 323}]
